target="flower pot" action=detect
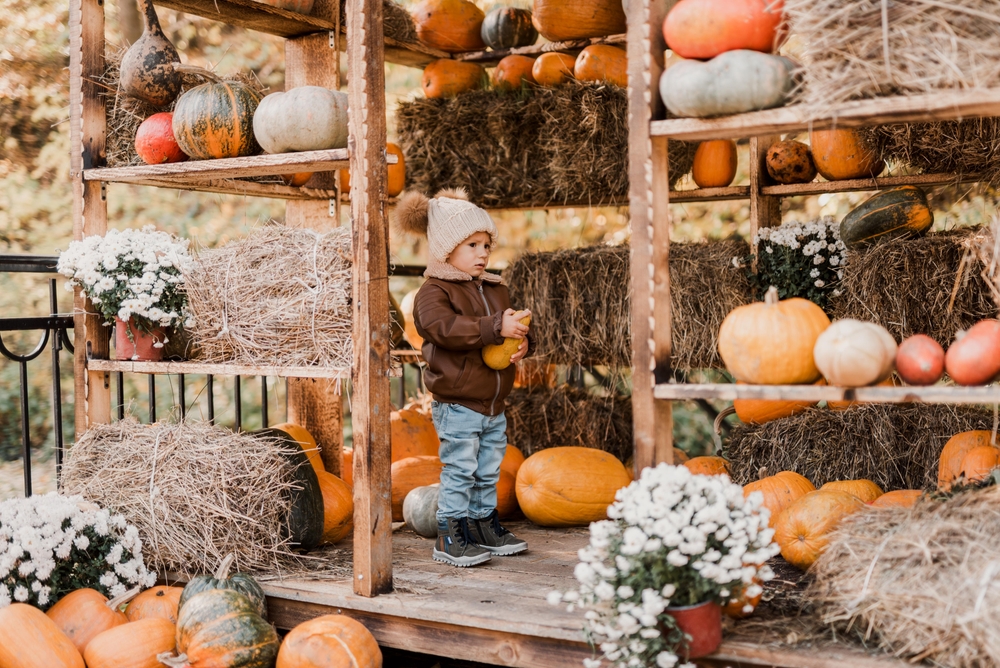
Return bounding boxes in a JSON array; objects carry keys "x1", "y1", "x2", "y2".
[
  {"x1": 115, "y1": 316, "x2": 166, "y2": 361},
  {"x1": 666, "y1": 600, "x2": 722, "y2": 659}
]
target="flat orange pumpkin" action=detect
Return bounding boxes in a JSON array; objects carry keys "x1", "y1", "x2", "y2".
[
  {"x1": 773, "y1": 490, "x2": 865, "y2": 570},
  {"x1": 391, "y1": 455, "x2": 444, "y2": 521},
  {"x1": 683, "y1": 456, "x2": 730, "y2": 476},
  {"x1": 391, "y1": 408, "x2": 440, "y2": 462},
  {"x1": 743, "y1": 470, "x2": 815, "y2": 526},
  {"x1": 820, "y1": 479, "x2": 884, "y2": 503},
  {"x1": 938, "y1": 430, "x2": 995, "y2": 489},
  {"x1": 276, "y1": 614, "x2": 381, "y2": 668},
  {"x1": 870, "y1": 489, "x2": 921, "y2": 508}
]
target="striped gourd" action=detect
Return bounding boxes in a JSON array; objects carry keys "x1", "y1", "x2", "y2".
[{"x1": 839, "y1": 186, "x2": 932, "y2": 248}]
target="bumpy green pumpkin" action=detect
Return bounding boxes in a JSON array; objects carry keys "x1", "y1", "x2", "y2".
[
  {"x1": 257, "y1": 427, "x2": 325, "y2": 550},
  {"x1": 839, "y1": 185, "x2": 932, "y2": 248},
  {"x1": 178, "y1": 555, "x2": 268, "y2": 620},
  {"x1": 174, "y1": 589, "x2": 278, "y2": 668},
  {"x1": 481, "y1": 7, "x2": 537, "y2": 50},
  {"x1": 171, "y1": 67, "x2": 261, "y2": 160}
]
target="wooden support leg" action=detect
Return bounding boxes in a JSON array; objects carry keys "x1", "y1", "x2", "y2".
[
  {"x1": 749, "y1": 135, "x2": 782, "y2": 241},
  {"x1": 287, "y1": 379, "x2": 343, "y2": 476}
]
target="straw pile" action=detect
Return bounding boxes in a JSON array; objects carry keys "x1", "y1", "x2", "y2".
[
  {"x1": 341, "y1": 0, "x2": 416, "y2": 43},
  {"x1": 504, "y1": 241, "x2": 751, "y2": 369},
  {"x1": 185, "y1": 224, "x2": 353, "y2": 367},
  {"x1": 809, "y1": 487, "x2": 1000, "y2": 666},
  {"x1": 62, "y1": 419, "x2": 309, "y2": 576},
  {"x1": 505, "y1": 385, "x2": 633, "y2": 462},
  {"x1": 726, "y1": 404, "x2": 994, "y2": 491},
  {"x1": 397, "y1": 81, "x2": 697, "y2": 208},
  {"x1": 829, "y1": 229, "x2": 995, "y2": 348},
  {"x1": 784, "y1": 0, "x2": 1000, "y2": 109},
  {"x1": 969, "y1": 218, "x2": 1000, "y2": 310}
]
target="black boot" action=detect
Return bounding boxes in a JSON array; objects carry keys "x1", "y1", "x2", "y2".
[
  {"x1": 432, "y1": 517, "x2": 492, "y2": 567},
  {"x1": 470, "y1": 509, "x2": 528, "y2": 556}
]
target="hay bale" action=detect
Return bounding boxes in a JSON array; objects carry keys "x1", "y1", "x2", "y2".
[
  {"x1": 504, "y1": 240, "x2": 751, "y2": 369},
  {"x1": 397, "y1": 81, "x2": 697, "y2": 208},
  {"x1": 505, "y1": 385, "x2": 633, "y2": 462},
  {"x1": 830, "y1": 229, "x2": 995, "y2": 347},
  {"x1": 784, "y1": 0, "x2": 1000, "y2": 109},
  {"x1": 185, "y1": 224, "x2": 352, "y2": 367},
  {"x1": 341, "y1": 0, "x2": 416, "y2": 43},
  {"x1": 726, "y1": 404, "x2": 994, "y2": 491},
  {"x1": 809, "y1": 487, "x2": 1000, "y2": 666},
  {"x1": 61, "y1": 419, "x2": 308, "y2": 576}
]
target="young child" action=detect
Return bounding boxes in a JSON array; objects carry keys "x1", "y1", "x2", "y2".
[{"x1": 397, "y1": 188, "x2": 532, "y2": 567}]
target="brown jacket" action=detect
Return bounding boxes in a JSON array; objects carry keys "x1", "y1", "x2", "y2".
[{"x1": 413, "y1": 263, "x2": 530, "y2": 416}]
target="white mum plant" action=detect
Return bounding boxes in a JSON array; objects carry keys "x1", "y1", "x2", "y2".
[
  {"x1": 550, "y1": 464, "x2": 780, "y2": 668},
  {"x1": 58, "y1": 226, "x2": 194, "y2": 342},
  {"x1": 0, "y1": 493, "x2": 156, "y2": 610}
]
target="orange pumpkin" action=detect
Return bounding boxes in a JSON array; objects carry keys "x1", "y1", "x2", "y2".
[
  {"x1": 733, "y1": 380, "x2": 823, "y2": 424},
  {"x1": 422, "y1": 59, "x2": 485, "y2": 99},
  {"x1": 809, "y1": 129, "x2": 884, "y2": 181},
  {"x1": 574, "y1": 45, "x2": 627, "y2": 88},
  {"x1": 272, "y1": 422, "x2": 324, "y2": 476},
  {"x1": 339, "y1": 143, "x2": 406, "y2": 198},
  {"x1": 827, "y1": 376, "x2": 895, "y2": 410},
  {"x1": 391, "y1": 408, "x2": 441, "y2": 462},
  {"x1": 692, "y1": 140, "x2": 738, "y2": 188},
  {"x1": 492, "y1": 55, "x2": 536, "y2": 90},
  {"x1": 501, "y1": 444, "x2": 526, "y2": 478},
  {"x1": 959, "y1": 445, "x2": 1000, "y2": 483},
  {"x1": 938, "y1": 430, "x2": 995, "y2": 489},
  {"x1": 672, "y1": 448, "x2": 690, "y2": 464},
  {"x1": 683, "y1": 456, "x2": 730, "y2": 476},
  {"x1": 46, "y1": 588, "x2": 133, "y2": 655},
  {"x1": 743, "y1": 470, "x2": 815, "y2": 526},
  {"x1": 945, "y1": 319, "x2": 1000, "y2": 386},
  {"x1": 83, "y1": 618, "x2": 176, "y2": 668},
  {"x1": 276, "y1": 614, "x2": 381, "y2": 668},
  {"x1": 341, "y1": 448, "x2": 354, "y2": 488},
  {"x1": 399, "y1": 288, "x2": 424, "y2": 350},
  {"x1": 895, "y1": 334, "x2": 945, "y2": 386},
  {"x1": 532, "y1": 52, "x2": 576, "y2": 87},
  {"x1": 515, "y1": 447, "x2": 631, "y2": 527},
  {"x1": 765, "y1": 139, "x2": 816, "y2": 185},
  {"x1": 411, "y1": 0, "x2": 485, "y2": 52},
  {"x1": 722, "y1": 580, "x2": 762, "y2": 619},
  {"x1": 280, "y1": 172, "x2": 313, "y2": 187},
  {"x1": 126, "y1": 586, "x2": 183, "y2": 625},
  {"x1": 317, "y1": 470, "x2": 354, "y2": 543},
  {"x1": 773, "y1": 490, "x2": 865, "y2": 570},
  {"x1": 870, "y1": 489, "x2": 921, "y2": 508},
  {"x1": 497, "y1": 469, "x2": 520, "y2": 519},
  {"x1": 820, "y1": 479, "x2": 884, "y2": 503},
  {"x1": 391, "y1": 455, "x2": 444, "y2": 521},
  {"x1": 531, "y1": 0, "x2": 627, "y2": 41},
  {"x1": 0, "y1": 603, "x2": 85, "y2": 668},
  {"x1": 663, "y1": 0, "x2": 785, "y2": 60}
]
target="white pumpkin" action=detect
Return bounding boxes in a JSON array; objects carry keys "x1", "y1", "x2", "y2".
[
  {"x1": 813, "y1": 319, "x2": 897, "y2": 387},
  {"x1": 252, "y1": 86, "x2": 349, "y2": 154},
  {"x1": 659, "y1": 50, "x2": 795, "y2": 118},
  {"x1": 402, "y1": 484, "x2": 439, "y2": 538}
]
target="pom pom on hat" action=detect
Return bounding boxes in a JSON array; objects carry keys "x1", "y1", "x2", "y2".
[
  {"x1": 395, "y1": 191, "x2": 430, "y2": 236},
  {"x1": 395, "y1": 188, "x2": 498, "y2": 263}
]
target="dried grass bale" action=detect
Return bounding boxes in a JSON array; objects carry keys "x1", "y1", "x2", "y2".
[
  {"x1": 505, "y1": 385, "x2": 633, "y2": 462},
  {"x1": 726, "y1": 404, "x2": 994, "y2": 491},
  {"x1": 830, "y1": 229, "x2": 995, "y2": 348},
  {"x1": 809, "y1": 487, "x2": 1000, "y2": 667},
  {"x1": 784, "y1": 0, "x2": 1000, "y2": 109},
  {"x1": 397, "y1": 81, "x2": 697, "y2": 208},
  {"x1": 504, "y1": 241, "x2": 751, "y2": 369},
  {"x1": 62, "y1": 419, "x2": 308, "y2": 576},
  {"x1": 340, "y1": 0, "x2": 416, "y2": 43},
  {"x1": 185, "y1": 225, "x2": 352, "y2": 367}
]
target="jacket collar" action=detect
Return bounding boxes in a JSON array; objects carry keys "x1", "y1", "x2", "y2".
[{"x1": 424, "y1": 259, "x2": 503, "y2": 284}]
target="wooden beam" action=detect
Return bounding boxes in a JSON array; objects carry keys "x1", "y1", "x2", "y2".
[
  {"x1": 99, "y1": 177, "x2": 337, "y2": 200},
  {"x1": 84, "y1": 148, "x2": 353, "y2": 182},
  {"x1": 652, "y1": 382, "x2": 1000, "y2": 404},
  {"x1": 749, "y1": 135, "x2": 781, "y2": 242},
  {"x1": 86, "y1": 359, "x2": 351, "y2": 379},
  {"x1": 347, "y1": 0, "x2": 394, "y2": 597},
  {"x1": 762, "y1": 171, "x2": 983, "y2": 197},
  {"x1": 651, "y1": 135, "x2": 674, "y2": 466},
  {"x1": 153, "y1": 0, "x2": 334, "y2": 36}
]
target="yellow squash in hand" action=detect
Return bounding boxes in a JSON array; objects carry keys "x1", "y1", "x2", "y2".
[{"x1": 482, "y1": 315, "x2": 530, "y2": 370}]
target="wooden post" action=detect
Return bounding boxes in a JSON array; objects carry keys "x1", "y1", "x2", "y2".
[
  {"x1": 347, "y1": 0, "x2": 393, "y2": 596},
  {"x1": 749, "y1": 135, "x2": 782, "y2": 241},
  {"x1": 286, "y1": 379, "x2": 343, "y2": 475},
  {"x1": 70, "y1": 0, "x2": 112, "y2": 434}
]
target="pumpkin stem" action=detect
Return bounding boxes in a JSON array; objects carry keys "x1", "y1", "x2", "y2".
[
  {"x1": 215, "y1": 553, "x2": 236, "y2": 579},
  {"x1": 107, "y1": 585, "x2": 142, "y2": 611},
  {"x1": 157, "y1": 652, "x2": 190, "y2": 667},
  {"x1": 172, "y1": 63, "x2": 224, "y2": 84},
  {"x1": 764, "y1": 286, "x2": 779, "y2": 305},
  {"x1": 758, "y1": 466, "x2": 768, "y2": 480}
]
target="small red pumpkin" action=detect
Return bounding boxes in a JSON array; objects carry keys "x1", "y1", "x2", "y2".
[
  {"x1": 945, "y1": 320, "x2": 1000, "y2": 386},
  {"x1": 896, "y1": 334, "x2": 945, "y2": 386},
  {"x1": 135, "y1": 112, "x2": 188, "y2": 165}
]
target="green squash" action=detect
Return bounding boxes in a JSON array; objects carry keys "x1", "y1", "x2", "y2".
[
  {"x1": 402, "y1": 484, "x2": 439, "y2": 538},
  {"x1": 174, "y1": 589, "x2": 278, "y2": 668},
  {"x1": 839, "y1": 185, "x2": 933, "y2": 248},
  {"x1": 481, "y1": 7, "x2": 537, "y2": 50},
  {"x1": 178, "y1": 554, "x2": 268, "y2": 619},
  {"x1": 257, "y1": 427, "x2": 325, "y2": 551},
  {"x1": 171, "y1": 67, "x2": 262, "y2": 160}
]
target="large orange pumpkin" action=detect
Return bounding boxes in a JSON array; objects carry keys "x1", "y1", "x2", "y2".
[
  {"x1": 276, "y1": 614, "x2": 381, "y2": 668},
  {"x1": 83, "y1": 618, "x2": 176, "y2": 668},
  {"x1": 945, "y1": 319, "x2": 1000, "y2": 386},
  {"x1": 391, "y1": 455, "x2": 444, "y2": 521},
  {"x1": 820, "y1": 479, "x2": 884, "y2": 503},
  {"x1": 0, "y1": 603, "x2": 85, "y2": 668},
  {"x1": 492, "y1": 55, "x2": 536, "y2": 90},
  {"x1": 870, "y1": 489, "x2": 921, "y2": 508},
  {"x1": 663, "y1": 0, "x2": 785, "y2": 60},
  {"x1": 532, "y1": 52, "x2": 576, "y2": 87},
  {"x1": 960, "y1": 445, "x2": 1000, "y2": 483},
  {"x1": 516, "y1": 446, "x2": 631, "y2": 527},
  {"x1": 574, "y1": 45, "x2": 627, "y2": 88},
  {"x1": 411, "y1": 0, "x2": 485, "y2": 52},
  {"x1": 773, "y1": 490, "x2": 865, "y2": 570},
  {"x1": 692, "y1": 140, "x2": 738, "y2": 188},
  {"x1": 46, "y1": 588, "x2": 133, "y2": 655},
  {"x1": 341, "y1": 448, "x2": 354, "y2": 488},
  {"x1": 391, "y1": 408, "x2": 440, "y2": 462},
  {"x1": 422, "y1": 59, "x2": 485, "y2": 99},
  {"x1": 339, "y1": 142, "x2": 406, "y2": 198},
  {"x1": 272, "y1": 422, "x2": 324, "y2": 477},
  {"x1": 743, "y1": 470, "x2": 815, "y2": 526},
  {"x1": 317, "y1": 470, "x2": 354, "y2": 543},
  {"x1": 733, "y1": 380, "x2": 823, "y2": 424},
  {"x1": 497, "y1": 469, "x2": 520, "y2": 519},
  {"x1": 683, "y1": 456, "x2": 730, "y2": 476},
  {"x1": 501, "y1": 444, "x2": 526, "y2": 478},
  {"x1": 809, "y1": 129, "x2": 884, "y2": 181},
  {"x1": 126, "y1": 586, "x2": 183, "y2": 625},
  {"x1": 531, "y1": 0, "x2": 627, "y2": 41},
  {"x1": 938, "y1": 430, "x2": 995, "y2": 489}
]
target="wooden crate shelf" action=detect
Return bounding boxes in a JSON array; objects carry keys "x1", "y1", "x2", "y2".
[
  {"x1": 654, "y1": 382, "x2": 1000, "y2": 405},
  {"x1": 651, "y1": 89, "x2": 1000, "y2": 141},
  {"x1": 153, "y1": 0, "x2": 334, "y2": 37},
  {"x1": 87, "y1": 359, "x2": 352, "y2": 379},
  {"x1": 454, "y1": 33, "x2": 627, "y2": 65}
]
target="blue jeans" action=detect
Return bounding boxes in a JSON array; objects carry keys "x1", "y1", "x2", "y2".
[{"x1": 431, "y1": 401, "x2": 507, "y2": 522}]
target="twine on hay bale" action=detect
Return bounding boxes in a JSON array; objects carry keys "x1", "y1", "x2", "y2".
[
  {"x1": 504, "y1": 241, "x2": 751, "y2": 369},
  {"x1": 784, "y1": 0, "x2": 1000, "y2": 109},
  {"x1": 397, "y1": 81, "x2": 697, "y2": 208},
  {"x1": 809, "y1": 487, "x2": 1000, "y2": 666},
  {"x1": 726, "y1": 404, "x2": 995, "y2": 491},
  {"x1": 185, "y1": 224, "x2": 352, "y2": 367},
  {"x1": 829, "y1": 229, "x2": 996, "y2": 348},
  {"x1": 505, "y1": 385, "x2": 633, "y2": 463},
  {"x1": 61, "y1": 419, "x2": 310, "y2": 576}
]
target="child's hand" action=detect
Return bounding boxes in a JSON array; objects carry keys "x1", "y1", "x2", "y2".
[
  {"x1": 510, "y1": 337, "x2": 529, "y2": 364},
  {"x1": 501, "y1": 309, "x2": 531, "y2": 339}
]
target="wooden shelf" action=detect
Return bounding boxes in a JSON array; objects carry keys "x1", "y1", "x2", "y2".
[
  {"x1": 669, "y1": 186, "x2": 750, "y2": 202},
  {"x1": 763, "y1": 172, "x2": 983, "y2": 197},
  {"x1": 153, "y1": 0, "x2": 334, "y2": 37},
  {"x1": 104, "y1": 177, "x2": 337, "y2": 200},
  {"x1": 88, "y1": 359, "x2": 355, "y2": 379},
  {"x1": 651, "y1": 89, "x2": 1000, "y2": 141},
  {"x1": 454, "y1": 34, "x2": 627, "y2": 65},
  {"x1": 654, "y1": 382, "x2": 1000, "y2": 405}
]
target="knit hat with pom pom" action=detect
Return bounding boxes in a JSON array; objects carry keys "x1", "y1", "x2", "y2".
[{"x1": 395, "y1": 188, "x2": 498, "y2": 264}]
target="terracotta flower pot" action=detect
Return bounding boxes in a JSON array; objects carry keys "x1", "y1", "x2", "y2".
[
  {"x1": 115, "y1": 316, "x2": 166, "y2": 361},
  {"x1": 666, "y1": 600, "x2": 722, "y2": 659}
]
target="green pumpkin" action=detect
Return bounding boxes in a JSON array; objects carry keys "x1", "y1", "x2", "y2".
[
  {"x1": 174, "y1": 589, "x2": 278, "y2": 668},
  {"x1": 839, "y1": 185, "x2": 933, "y2": 248},
  {"x1": 179, "y1": 554, "x2": 268, "y2": 619},
  {"x1": 171, "y1": 68, "x2": 262, "y2": 160},
  {"x1": 257, "y1": 427, "x2": 325, "y2": 550},
  {"x1": 480, "y1": 7, "x2": 537, "y2": 50}
]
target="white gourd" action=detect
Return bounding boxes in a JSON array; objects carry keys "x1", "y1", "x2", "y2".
[
  {"x1": 813, "y1": 319, "x2": 897, "y2": 387},
  {"x1": 402, "y1": 484, "x2": 439, "y2": 538},
  {"x1": 252, "y1": 86, "x2": 349, "y2": 154}
]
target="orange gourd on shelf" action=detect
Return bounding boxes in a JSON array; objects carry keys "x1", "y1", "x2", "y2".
[
  {"x1": 422, "y1": 59, "x2": 485, "y2": 99},
  {"x1": 938, "y1": 430, "x2": 994, "y2": 489},
  {"x1": 340, "y1": 143, "x2": 406, "y2": 198},
  {"x1": 492, "y1": 55, "x2": 536, "y2": 90},
  {"x1": 733, "y1": 380, "x2": 823, "y2": 424},
  {"x1": 692, "y1": 140, "x2": 738, "y2": 188},
  {"x1": 341, "y1": 448, "x2": 354, "y2": 488},
  {"x1": 531, "y1": 0, "x2": 626, "y2": 42},
  {"x1": 820, "y1": 479, "x2": 884, "y2": 503},
  {"x1": 765, "y1": 139, "x2": 816, "y2": 184},
  {"x1": 532, "y1": 52, "x2": 576, "y2": 87},
  {"x1": 391, "y1": 456, "x2": 444, "y2": 521},
  {"x1": 742, "y1": 470, "x2": 815, "y2": 525},
  {"x1": 663, "y1": 0, "x2": 785, "y2": 60},
  {"x1": 411, "y1": 0, "x2": 486, "y2": 52},
  {"x1": 773, "y1": 490, "x2": 865, "y2": 570},
  {"x1": 574, "y1": 45, "x2": 627, "y2": 88},
  {"x1": 171, "y1": 68, "x2": 261, "y2": 160},
  {"x1": 809, "y1": 128, "x2": 884, "y2": 181},
  {"x1": 945, "y1": 319, "x2": 1000, "y2": 386},
  {"x1": 895, "y1": 334, "x2": 945, "y2": 386}
]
